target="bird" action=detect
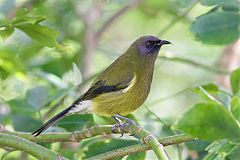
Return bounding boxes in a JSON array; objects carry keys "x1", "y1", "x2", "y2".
[{"x1": 32, "y1": 35, "x2": 171, "y2": 137}]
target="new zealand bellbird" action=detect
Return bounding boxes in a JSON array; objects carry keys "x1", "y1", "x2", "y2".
[{"x1": 32, "y1": 35, "x2": 171, "y2": 137}]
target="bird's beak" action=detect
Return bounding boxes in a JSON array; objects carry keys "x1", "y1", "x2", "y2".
[
  {"x1": 156, "y1": 40, "x2": 171, "y2": 46},
  {"x1": 160, "y1": 40, "x2": 171, "y2": 45}
]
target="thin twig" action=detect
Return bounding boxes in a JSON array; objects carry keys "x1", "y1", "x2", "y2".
[
  {"x1": 147, "y1": 87, "x2": 189, "y2": 107},
  {"x1": 74, "y1": 0, "x2": 143, "y2": 78},
  {"x1": 87, "y1": 134, "x2": 196, "y2": 160},
  {"x1": 97, "y1": 47, "x2": 230, "y2": 75},
  {"x1": 96, "y1": 0, "x2": 143, "y2": 39},
  {"x1": 158, "y1": 56, "x2": 230, "y2": 74},
  {"x1": 158, "y1": 0, "x2": 200, "y2": 36},
  {"x1": 145, "y1": 106, "x2": 170, "y2": 126}
]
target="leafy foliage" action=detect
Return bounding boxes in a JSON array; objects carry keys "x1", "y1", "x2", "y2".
[
  {"x1": 0, "y1": 0, "x2": 240, "y2": 159},
  {"x1": 190, "y1": 11, "x2": 240, "y2": 44},
  {"x1": 201, "y1": 0, "x2": 240, "y2": 11},
  {"x1": 231, "y1": 68, "x2": 240, "y2": 95},
  {"x1": 26, "y1": 85, "x2": 50, "y2": 110},
  {"x1": 0, "y1": 8, "x2": 65, "y2": 50},
  {"x1": 177, "y1": 82, "x2": 240, "y2": 159},
  {"x1": 82, "y1": 138, "x2": 143, "y2": 159},
  {"x1": 12, "y1": 114, "x2": 42, "y2": 132},
  {"x1": 177, "y1": 102, "x2": 240, "y2": 141},
  {"x1": 204, "y1": 140, "x2": 240, "y2": 160},
  {"x1": 231, "y1": 97, "x2": 240, "y2": 122},
  {"x1": 57, "y1": 114, "x2": 95, "y2": 132}
]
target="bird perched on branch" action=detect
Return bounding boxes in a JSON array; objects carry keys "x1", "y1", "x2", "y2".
[{"x1": 32, "y1": 35, "x2": 171, "y2": 137}]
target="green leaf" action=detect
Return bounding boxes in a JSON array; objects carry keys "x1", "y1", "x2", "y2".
[
  {"x1": 216, "y1": 92, "x2": 231, "y2": 110},
  {"x1": 126, "y1": 152, "x2": 146, "y2": 160},
  {"x1": 60, "y1": 149, "x2": 76, "y2": 159},
  {"x1": 0, "y1": 26, "x2": 14, "y2": 40},
  {"x1": 57, "y1": 114, "x2": 95, "y2": 131},
  {"x1": 186, "y1": 140, "x2": 210, "y2": 152},
  {"x1": 47, "y1": 88, "x2": 73, "y2": 102},
  {"x1": 190, "y1": 11, "x2": 240, "y2": 45},
  {"x1": 12, "y1": 114, "x2": 42, "y2": 132},
  {"x1": 26, "y1": 86, "x2": 49, "y2": 110},
  {"x1": 177, "y1": 0, "x2": 195, "y2": 8},
  {"x1": 0, "y1": 49, "x2": 24, "y2": 78},
  {"x1": 206, "y1": 140, "x2": 235, "y2": 154},
  {"x1": 193, "y1": 83, "x2": 231, "y2": 109},
  {"x1": 62, "y1": 63, "x2": 82, "y2": 86},
  {"x1": 226, "y1": 145, "x2": 240, "y2": 159},
  {"x1": 16, "y1": 24, "x2": 59, "y2": 48},
  {"x1": 83, "y1": 138, "x2": 139, "y2": 159},
  {"x1": 36, "y1": 71, "x2": 68, "y2": 88},
  {"x1": 14, "y1": 8, "x2": 45, "y2": 25},
  {"x1": 204, "y1": 140, "x2": 238, "y2": 160},
  {"x1": 93, "y1": 114, "x2": 115, "y2": 125},
  {"x1": 201, "y1": 0, "x2": 239, "y2": 11},
  {"x1": 192, "y1": 83, "x2": 219, "y2": 101},
  {"x1": 7, "y1": 98, "x2": 36, "y2": 114},
  {"x1": 203, "y1": 153, "x2": 219, "y2": 160},
  {"x1": 72, "y1": 63, "x2": 82, "y2": 86},
  {"x1": 231, "y1": 96, "x2": 240, "y2": 122},
  {"x1": 230, "y1": 68, "x2": 240, "y2": 95},
  {"x1": 39, "y1": 56, "x2": 73, "y2": 77},
  {"x1": 176, "y1": 102, "x2": 240, "y2": 141}
]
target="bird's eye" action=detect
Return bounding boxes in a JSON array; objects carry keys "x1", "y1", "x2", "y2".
[{"x1": 146, "y1": 41, "x2": 153, "y2": 49}]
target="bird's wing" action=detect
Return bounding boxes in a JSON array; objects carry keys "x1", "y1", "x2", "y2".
[{"x1": 79, "y1": 72, "x2": 134, "y2": 101}]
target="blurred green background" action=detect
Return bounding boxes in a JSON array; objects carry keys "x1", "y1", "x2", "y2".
[{"x1": 0, "y1": 0, "x2": 239, "y2": 159}]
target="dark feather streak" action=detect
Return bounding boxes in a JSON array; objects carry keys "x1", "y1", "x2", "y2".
[{"x1": 81, "y1": 79, "x2": 131, "y2": 100}]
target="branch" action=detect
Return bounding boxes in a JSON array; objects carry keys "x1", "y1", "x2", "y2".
[
  {"x1": 145, "y1": 106, "x2": 170, "y2": 126},
  {"x1": 158, "y1": 56, "x2": 230, "y2": 75},
  {"x1": 96, "y1": 0, "x2": 143, "y2": 39},
  {"x1": 2, "y1": 125, "x2": 197, "y2": 160},
  {"x1": 87, "y1": 134, "x2": 196, "y2": 160},
  {"x1": 127, "y1": 125, "x2": 169, "y2": 160},
  {"x1": 98, "y1": 47, "x2": 229, "y2": 75},
  {"x1": 158, "y1": 0, "x2": 199, "y2": 36},
  {"x1": 0, "y1": 133, "x2": 68, "y2": 160}
]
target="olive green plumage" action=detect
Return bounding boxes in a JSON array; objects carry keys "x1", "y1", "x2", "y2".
[
  {"x1": 32, "y1": 35, "x2": 171, "y2": 136},
  {"x1": 90, "y1": 40, "x2": 157, "y2": 116}
]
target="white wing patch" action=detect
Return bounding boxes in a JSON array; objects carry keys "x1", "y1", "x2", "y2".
[
  {"x1": 68, "y1": 100, "x2": 92, "y2": 114},
  {"x1": 121, "y1": 73, "x2": 137, "y2": 93}
]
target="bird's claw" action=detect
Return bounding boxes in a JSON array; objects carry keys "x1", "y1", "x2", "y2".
[
  {"x1": 112, "y1": 114, "x2": 136, "y2": 137},
  {"x1": 112, "y1": 122, "x2": 122, "y2": 133},
  {"x1": 111, "y1": 122, "x2": 125, "y2": 137}
]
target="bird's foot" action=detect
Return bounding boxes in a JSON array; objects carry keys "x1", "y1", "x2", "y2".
[
  {"x1": 112, "y1": 115, "x2": 124, "y2": 137},
  {"x1": 112, "y1": 114, "x2": 136, "y2": 137},
  {"x1": 112, "y1": 122, "x2": 122, "y2": 133}
]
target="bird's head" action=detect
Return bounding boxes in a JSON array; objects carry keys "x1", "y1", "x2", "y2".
[{"x1": 135, "y1": 35, "x2": 171, "y2": 57}]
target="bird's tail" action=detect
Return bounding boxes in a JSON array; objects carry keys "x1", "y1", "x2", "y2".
[
  {"x1": 31, "y1": 105, "x2": 74, "y2": 137},
  {"x1": 32, "y1": 99, "x2": 92, "y2": 137}
]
